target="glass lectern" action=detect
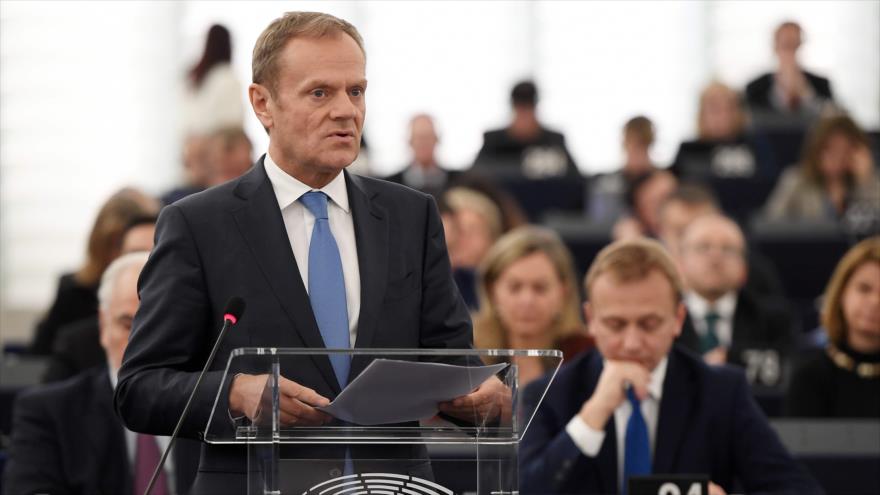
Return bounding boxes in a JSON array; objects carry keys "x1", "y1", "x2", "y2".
[{"x1": 204, "y1": 348, "x2": 562, "y2": 495}]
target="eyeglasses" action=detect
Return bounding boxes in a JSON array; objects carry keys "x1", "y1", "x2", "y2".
[{"x1": 684, "y1": 242, "x2": 744, "y2": 258}]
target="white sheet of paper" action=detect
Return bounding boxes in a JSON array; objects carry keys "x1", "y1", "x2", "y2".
[{"x1": 317, "y1": 359, "x2": 508, "y2": 425}]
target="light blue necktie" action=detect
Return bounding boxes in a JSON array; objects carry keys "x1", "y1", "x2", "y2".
[
  {"x1": 300, "y1": 191, "x2": 350, "y2": 388},
  {"x1": 622, "y1": 387, "x2": 652, "y2": 495}
]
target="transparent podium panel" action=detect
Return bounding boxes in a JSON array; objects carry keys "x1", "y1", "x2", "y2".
[{"x1": 204, "y1": 348, "x2": 562, "y2": 495}]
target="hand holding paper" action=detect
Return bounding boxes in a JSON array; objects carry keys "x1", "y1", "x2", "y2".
[{"x1": 317, "y1": 359, "x2": 508, "y2": 425}]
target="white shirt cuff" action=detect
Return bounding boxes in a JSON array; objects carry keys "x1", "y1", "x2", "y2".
[{"x1": 565, "y1": 415, "x2": 606, "y2": 457}]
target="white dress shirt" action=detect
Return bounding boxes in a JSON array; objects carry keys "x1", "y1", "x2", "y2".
[
  {"x1": 685, "y1": 291, "x2": 738, "y2": 349},
  {"x1": 264, "y1": 153, "x2": 361, "y2": 347},
  {"x1": 109, "y1": 367, "x2": 178, "y2": 494},
  {"x1": 565, "y1": 357, "x2": 668, "y2": 489}
]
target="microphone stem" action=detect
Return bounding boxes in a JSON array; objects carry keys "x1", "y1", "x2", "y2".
[{"x1": 144, "y1": 318, "x2": 233, "y2": 495}]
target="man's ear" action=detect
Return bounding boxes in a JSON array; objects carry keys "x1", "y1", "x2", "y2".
[
  {"x1": 583, "y1": 302, "x2": 594, "y2": 336},
  {"x1": 673, "y1": 301, "x2": 687, "y2": 337},
  {"x1": 249, "y1": 83, "x2": 274, "y2": 131}
]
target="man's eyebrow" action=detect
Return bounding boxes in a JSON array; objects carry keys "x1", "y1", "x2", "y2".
[{"x1": 299, "y1": 78, "x2": 368, "y2": 89}]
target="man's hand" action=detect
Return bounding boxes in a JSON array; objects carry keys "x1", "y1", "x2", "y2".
[
  {"x1": 229, "y1": 374, "x2": 332, "y2": 426},
  {"x1": 438, "y1": 375, "x2": 510, "y2": 424},
  {"x1": 709, "y1": 481, "x2": 727, "y2": 495},
  {"x1": 703, "y1": 347, "x2": 728, "y2": 366},
  {"x1": 850, "y1": 145, "x2": 876, "y2": 184},
  {"x1": 578, "y1": 360, "x2": 650, "y2": 431},
  {"x1": 776, "y1": 64, "x2": 810, "y2": 107}
]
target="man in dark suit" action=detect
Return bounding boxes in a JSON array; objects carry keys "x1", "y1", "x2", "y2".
[
  {"x1": 383, "y1": 113, "x2": 459, "y2": 198},
  {"x1": 675, "y1": 214, "x2": 794, "y2": 387},
  {"x1": 745, "y1": 21, "x2": 833, "y2": 116},
  {"x1": 4, "y1": 252, "x2": 199, "y2": 495},
  {"x1": 473, "y1": 80, "x2": 578, "y2": 177},
  {"x1": 520, "y1": 238, "x2": 820, "y2": 495},
  {"x1": 114, "y1": 12, "x2": 492, "y2": 494}
]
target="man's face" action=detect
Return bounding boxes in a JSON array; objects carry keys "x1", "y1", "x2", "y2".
[
  {"x1": 211, "y1": 138, "x2": 254, "y2": 185},
  {"x1": 678, "y1": 216, "x2": 746, "y2": 300},
  {"x1": 254, "y1": 34, "x2": 366, "y2": 177},
  {"x1": 586, "y1": 270, "x2": 685, "y2": 371},
  {"x1": 99, "y1": 264, "x2": 142, "y2": 371},
  {"x1": 658, "y1": 201, "x2": 716, "y2": 257},
  {"x1": 774, "y1": 25, "x2": 802, "y2": 65},
  {"x1": 409, "y1": 116, "x2": 439, "y2": 166},
  {"x1": 120, "y1": 224, "x2": 155, "y2": 254}
]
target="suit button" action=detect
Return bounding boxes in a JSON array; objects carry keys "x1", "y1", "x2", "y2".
[{"x1": 329, "y1": 468, "x2": 342, "y2": 478}]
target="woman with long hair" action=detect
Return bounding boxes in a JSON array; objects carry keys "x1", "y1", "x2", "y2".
[{"x1": 474, "y1": 226, "x2": 591, "y2": 387}]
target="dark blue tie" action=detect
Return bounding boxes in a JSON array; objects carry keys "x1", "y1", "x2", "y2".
[
  {"x1": 300, "y1": 191, "x2": 350, "y2": 388},
  {"x1": 700, "y1": 310, "x2": 721, "y2": 354},
  {"x1": 622, "y1": 387, "x2": 651, "y2": 494}
]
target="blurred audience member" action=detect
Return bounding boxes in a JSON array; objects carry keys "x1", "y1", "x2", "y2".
[
  {"x1": 676, "y1": 215, "x2": 794, "y2": 386},
  {"x1": 119, "y1": 214, "x2": 158, "y2": 255},
  {"x1": 612, "y1": 170, "x2": 677, "y2": 240},
  {"x1": 445, "y1": 187, "x2": 504, "y2": 310},
  {"x1": 520, "y1": 238, "x2": 820, "y2": 494},
  {"x1": 763, "y1": 114, "x2": 880, "y2": 235},
  {"x1": 42, "y1": 215, "x2": 158, "y2": 383},
  {"x1": 745, "y1": 21, "x2": 834, "y2": 117},
  {"x1": 182, "y1": 24, "x2": 244, "y2": 139},
  {"x1": 658, "y1": 184, "x2": 786, "y2": 300},
  {"x1": 29, "y1": 188, "x2": 160, "y2": 356},
  {"x1": 590, "y1": 116, "x2": 658, "y2": 221},
  {"x1": 672, "y1": 83, "x2": 758, "y2": 179},
  {"x1": 447, "y1": 174, "x2": 529, "y2": 232},
  {"x1": 787, "y1": 237, "x2": 880, "y2": 418},
  {"x1": 474, "y1": 80, "x2": 578, "y2": 178},
  {"x1": 205, "y1": 127, "x2": 253, "y2": 186},
  {"x1": 657, "y1": 183, "x2": 719, "y2": 258},
  {"x1": 161, "y1": 138, "x2": 213, "y2": 205},
  {"x1": 385, "y1": 114, "x2": 459, "y2": 197},
  {"x1": 5, "y1": 252, "x2": 199, "y2": 495},
  {"x1": 474, "y1": 227, "x2": 590, "y2": 387},
  {"x1": 445, "y1": 187, "x2": 504, "y2": 270},
  {"x1": 168, "y1": 24, "x2": 245, "y2": 206}
]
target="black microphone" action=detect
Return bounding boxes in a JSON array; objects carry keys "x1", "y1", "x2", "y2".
[{"x1": 144, "y1": 296, "x2": 246, "y2": 495}]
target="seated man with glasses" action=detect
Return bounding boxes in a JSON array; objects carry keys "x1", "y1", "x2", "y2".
[{"x1": 675, "y1": 214, "x2": 795, "y2": 387}]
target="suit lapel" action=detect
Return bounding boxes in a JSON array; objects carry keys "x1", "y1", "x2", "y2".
[
  {"x1": 87, "y1": 370, "x2": 132, "y2": 495},
  {"x1": 231, "y1": 159, "x2": 341, "y2": 393},
  {"x1": 345, "y1": 172, "x2": 389, "y2": 380},
  {"x1": 653, "y1": 348, "x2": 697, "y2": 473},
  {"x1": 585, "y1": 353, "x2": 618, "y2": 494}
]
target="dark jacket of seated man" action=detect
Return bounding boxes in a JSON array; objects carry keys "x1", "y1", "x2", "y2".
[
  {"x1": 3, "y1": 366, "x2": 200, "y2": 495},
  {"x1": 520, "y1": 345, "x2": 821, "y2": 495}
]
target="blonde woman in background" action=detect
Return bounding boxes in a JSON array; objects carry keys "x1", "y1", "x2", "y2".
[
  {"x1": 786, "y1": 236, "x2": 880, "y2": 417},
  {"x1": 474, "y1": 226, "x2": 591, "y2": 387}
]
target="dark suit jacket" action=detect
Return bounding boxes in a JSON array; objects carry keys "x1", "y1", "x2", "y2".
[
  {"x1": 677, "y1": 290, "x2": 795, "y2": 387},
  {"x1": 383, "y1": 163, "x2": 460, "y2": 199},
  {"x1": 29, "y1": 273, "x2": 98, "y2": 355},
  {"x1": 519, "y1": 346, "x2": 821, "y2": 495},
  {"x1": 43, "y1": 315, "x2": 104, "y2": 383},
  {"x1": 3, "y1": 366, "x2": 199, "y2": 495},
  {"x1": 745, "y1": 71, "x2": 833, "y2": 110},
  {"x1": 474, "y1": 127, "x2": 579, "y2": 176},
  {"x1": 114, "y1": 158, "x2": 472, "y2": 493}
]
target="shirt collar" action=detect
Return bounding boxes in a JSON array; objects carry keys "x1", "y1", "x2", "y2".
[
  {"x1": 685, "y1": 291, "x2": 737, "y2": 320},
  {"x1": 108, "y1": 364, "x2": 118, "y2": 390},
  {"x1": 648, "y1": 356, "x2": 668, "y2": 401},
  {"x1": 264, "y1": 152, "x2": 350, "y2": 213}
]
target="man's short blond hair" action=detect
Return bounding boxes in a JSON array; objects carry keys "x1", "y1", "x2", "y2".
[
  {"x1": 252, "y1": 11, "x2": 365, "y2": 94},
  {"x1": 584, "y1": 238, "x2": 684, "y2": 304}
]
